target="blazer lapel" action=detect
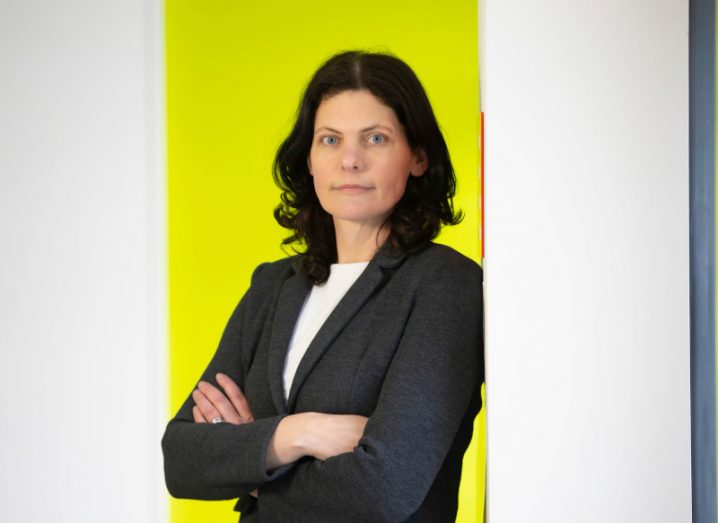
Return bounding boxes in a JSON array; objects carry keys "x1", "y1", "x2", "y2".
[
  {"x1": 267, "y1": 262, "x2": 311, "y2": 414},
  {"x1": 286, "y1": 245, "x2": 407, "y2": 411}
]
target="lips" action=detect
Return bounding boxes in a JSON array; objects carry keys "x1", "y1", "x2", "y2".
[{"x1": 334, "y1": 184, "x2": 373, "y2": 192}]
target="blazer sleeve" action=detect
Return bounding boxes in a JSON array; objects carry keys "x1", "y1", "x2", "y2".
[
  {"x1": 258, "y1": 257, "x2": 484, "y2": 522},
  {"x1": 161, "y1": 263, "x2": 288, "y2": 500}
]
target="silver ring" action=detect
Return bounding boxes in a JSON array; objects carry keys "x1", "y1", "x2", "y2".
[{"x1": 212, "y1": 417, "x2": 223, "y2": 424}]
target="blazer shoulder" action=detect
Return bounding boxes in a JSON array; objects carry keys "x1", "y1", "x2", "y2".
[
  {"x1": 246, "y1": 255, "x2": 301, "y2": 291},
  {"x1": 414, "y1": 243, "x2": 483, "y2": 281}
]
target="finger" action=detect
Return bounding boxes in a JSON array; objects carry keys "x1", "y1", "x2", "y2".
[
  {"x1": 197, "y1": 381, "x2": 242, "y2": 424},
  {"x1": 192, "y1": 405, "x2": 207, "y2": 423},
  {"x1": 217, "y1": 373, "x2": 255, "y2": 422},
  {"x1": 192, "y1": 388, "x2": 223, "y2": 424}
]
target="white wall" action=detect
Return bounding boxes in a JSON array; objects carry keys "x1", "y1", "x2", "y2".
[
  {"x1": 481, "y1": 1, "x2": 691, "y2": 521},
  {"x1": 0, "y1": 1, "x2": 166, "y2": 522}
]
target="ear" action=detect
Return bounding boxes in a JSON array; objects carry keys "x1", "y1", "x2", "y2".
[
  {"x1": 307, "y1": 157, "x2": 313, "y2": 176},
  {"x1": 410, "y1": 148, "x2": 428, "y2": 177}
]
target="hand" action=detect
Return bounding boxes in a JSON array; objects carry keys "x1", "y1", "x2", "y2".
[
  {"x1": 266, "y1": 412, "x2": 369, "y2": 470},
  {"x1": 304, "y1": 413, "x2": 369, "y2": 461},
  {"x1": 191, "y1": 373, "x2": 254, "y2": 425},
  {"x1": 191, "y1": 373, "x2": 258, "y2": 497}
]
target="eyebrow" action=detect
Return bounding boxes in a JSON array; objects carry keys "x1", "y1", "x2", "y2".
[{"x1": 313, "y1": 124, "x2": 395, "y2": 135}]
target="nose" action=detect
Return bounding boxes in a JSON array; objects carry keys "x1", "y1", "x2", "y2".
[{"x1": 340, "y1": 142, "x2": 365, "y2": 172}]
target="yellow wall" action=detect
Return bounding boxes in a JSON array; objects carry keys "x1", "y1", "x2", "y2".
[{"x1": 166, "y1": 2, "x2": 483, "y2": 521}]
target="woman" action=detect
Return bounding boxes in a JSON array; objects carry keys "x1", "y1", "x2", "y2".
[{"x1": 162, "y1": 50, "x2": 484, "y2": 523}]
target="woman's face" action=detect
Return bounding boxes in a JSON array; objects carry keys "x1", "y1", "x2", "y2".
[{"x1": 308, "y1": 90, "x2": 427, "y2": 231}]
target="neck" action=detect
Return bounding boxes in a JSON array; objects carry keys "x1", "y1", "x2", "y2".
[{"x1": 333, "y1": 219, "x2": 390, "y2": 263}]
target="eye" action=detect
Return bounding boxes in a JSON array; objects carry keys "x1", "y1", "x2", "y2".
[
  {"x1": 321, "y1": 135, "x2": 339, "y2": 146},
  {"x1": 368, "y1": 134, "x2": 385, "y2": 145}
]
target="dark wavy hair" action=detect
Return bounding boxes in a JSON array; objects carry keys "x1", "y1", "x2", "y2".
[{"x1": 273, "y1": 50, "x2": 462, "y2": 285}]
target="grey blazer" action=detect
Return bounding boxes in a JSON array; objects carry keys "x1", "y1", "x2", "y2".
[{"x1": 162, "y1": 242, "x2": 484, "y2": 523}]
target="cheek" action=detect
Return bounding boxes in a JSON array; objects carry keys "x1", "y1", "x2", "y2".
[
  {"x1": 308, "y1": 149, "x2": 332, "y2": 178},
  {"x1": 380, "y1": 176, "x2": 410, "y2": 209},
  {"x1": 388, "y1": 163, "x2": 413, "y2": 202},
  {"x1": 311, "y1": 173, "x2": 323, "y2": 194},
  {"x1": 311, "y1": 174, "x2": 330, "y2": 206},
  {"x1": 308, "y1": 149, "x2": 316, "y2": 176},
  {"x1": 389, "y1": 163, "x2": 412, "y2": 193}
]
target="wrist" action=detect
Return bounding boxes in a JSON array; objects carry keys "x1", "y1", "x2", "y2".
[
  {"x1": 288, "y1": 412, "x2": 320, "y2": 456},
  {"x1": 266, "y1": 413, "x2": 316, "y2": 470}
]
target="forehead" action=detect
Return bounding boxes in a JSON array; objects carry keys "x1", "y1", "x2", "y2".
[{"x1": 314, "y1": 90, "x2": 399, "y2": 128}]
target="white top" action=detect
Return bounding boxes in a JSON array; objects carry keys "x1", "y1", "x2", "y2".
[{"x1": 282, "y1": 261, "x2": 369, "y2": 401}]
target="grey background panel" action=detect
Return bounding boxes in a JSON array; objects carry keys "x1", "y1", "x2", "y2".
[{"x1": 690, "y1": 0, "x2": 716, "y2": 521}]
